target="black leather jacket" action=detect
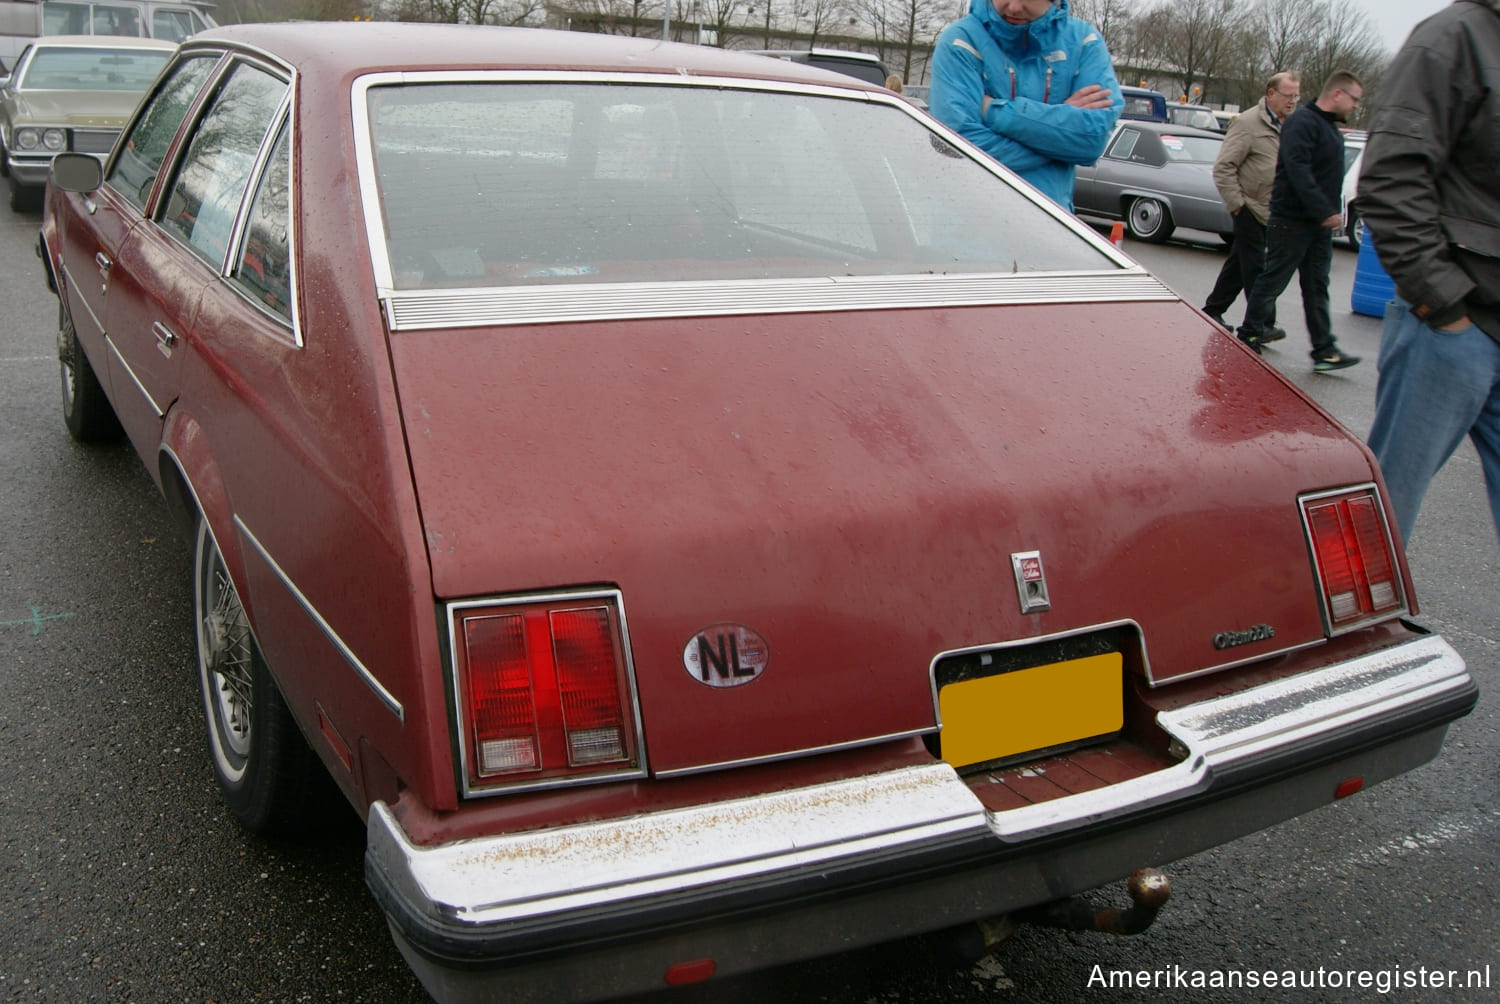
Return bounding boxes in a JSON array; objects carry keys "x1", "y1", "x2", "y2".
[{"x1": 1359, "y1": 0, "x2": 1500, "y2": 343}]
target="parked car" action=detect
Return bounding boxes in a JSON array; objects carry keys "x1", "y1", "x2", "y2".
[
  {"x1": 40, "y1": 22, "x2": 1474, "y2": 1003},
  {"x1": 1340, "y1": 131, "x2": 1368, "y2": 249},
  {"x1": 0, "y1": 32, "x2": 172, "y2": 209},
  {"x1": 1165, "y1": 101, "x2": 1221, "y2": 131},
  {"x1": 1073, "y1": 119, "x2": 1234, "y2": 243},
  {"x1": 0, "y1": 0, "x2": 211, "y2": 76},
  {"x1": 1212, "y1": 108, "x2": 1238, "y2": 131},
  {"x1": 1119, "y1": 84, "x2": 1167, "y2": 121},
  {"x1": 742, "y1": 46, "x2": 889, "y2": 86}
]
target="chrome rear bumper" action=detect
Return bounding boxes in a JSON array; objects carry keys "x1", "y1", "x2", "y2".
[{"x1": 366, "y1": 633, "x2": 1473, "y2": 1003}]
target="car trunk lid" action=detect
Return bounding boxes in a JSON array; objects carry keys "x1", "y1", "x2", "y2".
[{"x1": 389, "y1": 300, "x2": 1378, "y2": 773}]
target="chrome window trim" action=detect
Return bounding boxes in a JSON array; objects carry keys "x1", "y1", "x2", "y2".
[
  {"x1": 445, "y1": 589, "x2": 650, "y2": 799},
  {"x1": 380, "y1": 271, "x2": 1176, "y2": 330},
  {"x1": 100, "y1": 48, "x2": 232, "y2": 214},
  {"x1": 234, "y1": 515, "x2": 404, "y2": 720},
  {"x1": 350, "y1": 69, "x2": 1142, "y2": 324},
  {"x1": 222, "y1": 109, "x2": 301, "y2": 345},
  {"x1": 152, "y1": 57, "x2": 291, "y2": 274},
  {"x1": 1299, "y1": 481, "x2": 1410, "y2": 636}
]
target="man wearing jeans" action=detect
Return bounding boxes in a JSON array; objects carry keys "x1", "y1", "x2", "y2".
[
  {"x1": 1361, "y1": 0, "x2": 1500, "y2": 544},
  {"x1": 1201, "y1": 72, "x2": 1300, "y2": 334},
  {"x1": 1236, "y1": 71, "x2": 1364, "y2": 371}
]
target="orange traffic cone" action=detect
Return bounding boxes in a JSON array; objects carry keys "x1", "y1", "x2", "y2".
[{"x1": 1109, "y1": 221, "x2": 1125, "y2": 245}]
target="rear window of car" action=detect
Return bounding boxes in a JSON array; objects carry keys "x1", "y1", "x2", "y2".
[
  {"x1": 17, "y1": 44, "x2": 168, "y2": 90},
  {"x1": 362, "y1": 81, "x2": 1116, "y2": 290}
]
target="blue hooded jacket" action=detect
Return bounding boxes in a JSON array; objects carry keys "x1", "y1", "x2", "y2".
[{"x1": 930, "y1": 0, "x2": 1123, "y2": 209}]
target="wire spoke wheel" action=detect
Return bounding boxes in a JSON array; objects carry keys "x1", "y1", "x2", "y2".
[
  {"x1": 196, "y1": 521, "x2": 255, "y2": 781},
  {"x1": 190, "y1": 518, "x2": 340, "y2": 834}
]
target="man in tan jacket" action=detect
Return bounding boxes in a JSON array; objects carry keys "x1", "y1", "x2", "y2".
[{"x1": 1202, "y1": 72, "x2": 1300, "y2": 336}]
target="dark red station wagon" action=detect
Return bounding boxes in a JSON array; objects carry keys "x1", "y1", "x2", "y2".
[{"x1": 38, "y1": 21, "x2": 1475, "y2": 1003}]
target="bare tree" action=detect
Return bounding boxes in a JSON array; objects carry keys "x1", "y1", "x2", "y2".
[
  {"x1": 1298, "y1": 0, "x2": 1385, "y2": 113},
  {"x1": 1069, "y1": 0, "x2": 1137, "y2": 56},
  {"x1": 880, "y1": 0, "x2": 948, "y2": 82},
  {"x1": 800, "y1": 0, "x2": 847, "y2": 49},
  {"x1": 387, "y1": 0, "x2": 544, "y2": 23},
  {"x1": 1141, "y1": 0, "x2": 1243, "y2": 104}
]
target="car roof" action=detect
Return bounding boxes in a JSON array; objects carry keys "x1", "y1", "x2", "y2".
[
  {"x1": 1116, "y1": 119, "x2": 1222, "y2": 139},
  {"x1": 27, "y1": 34, "x2": 178, "y2": 51},
  {"x1": 185, "y1": 22, "x2": 885, "y2": 92},
  {"x1": 746, "y1": 48, "x2": 884, "y2": 65}
]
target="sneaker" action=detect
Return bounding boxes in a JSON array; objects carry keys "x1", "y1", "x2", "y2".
[
  {"x1": 1238, "y1": 334, "x2": 1263, "y2": 355},
  {"x1": 1205, "y1": 310, "x2": 1228, "y2": 328},
  {"x1": 1312, "y1": 349, "x2": 1361, "y2": 372},
  {"x1": 1259, "y1": 326, "x2": 1287, "y2": 344}
]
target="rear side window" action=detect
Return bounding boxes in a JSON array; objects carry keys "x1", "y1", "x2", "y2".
[
  {"x1": 151, "y1": 7, "x2": 200, "y2": 41},
  {"x1": 92, "y1": 3, "x2": 140, "y2": 35},
  {"x1": 230, "y1": 123, "x2": 292, "y2": 322},
  {"x1": 161, "y1": 62, "x2": 287, "y2": 266},
  {"x1": 109, "y1": 53, "x2": 217, "y2": 210}
]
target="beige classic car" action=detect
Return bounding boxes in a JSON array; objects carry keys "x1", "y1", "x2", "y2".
[{"x1": 0, "y1": 32, "x2": 171, "y2": 209}]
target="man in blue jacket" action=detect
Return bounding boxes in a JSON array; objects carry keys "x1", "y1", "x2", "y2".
[{"x1": 929, "y1": 0, "x2": 1123, "y2": 210}]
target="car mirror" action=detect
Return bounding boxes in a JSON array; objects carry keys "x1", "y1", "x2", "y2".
[{"x1": 51, "y1": 153, "x2": 103, "y2": 193}]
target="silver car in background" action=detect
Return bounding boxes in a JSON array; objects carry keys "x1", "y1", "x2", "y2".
[{"x1": 1073, "y1": 120, "x2": 1233, "y2": 244}]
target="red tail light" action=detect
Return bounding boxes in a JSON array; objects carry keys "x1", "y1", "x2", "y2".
[
  {"x1": 1302, "y1": 487, "x2": 1406, "y2": 632},
  {"x1": 450, "y1": 591, "x2": 643, "y2": 795}
]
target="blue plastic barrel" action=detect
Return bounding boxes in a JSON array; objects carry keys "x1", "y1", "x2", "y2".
[{"x1": 1351, "y1": 233, "x2": 1395, "y2": 317}]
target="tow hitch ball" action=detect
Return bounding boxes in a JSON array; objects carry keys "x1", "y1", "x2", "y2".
[
  {"x1": 943, "y1": 868, "x2": 1172, "y2": 961},
  {"x1": 1021, "y1": 867, "x2": 1172, "y2": 936}
]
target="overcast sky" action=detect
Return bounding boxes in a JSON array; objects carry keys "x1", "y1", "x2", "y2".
[{"x1": 1357, "y1": 0, "x2": 1452, "y2": 54}]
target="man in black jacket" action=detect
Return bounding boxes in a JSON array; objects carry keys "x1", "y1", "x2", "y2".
[
  {"x1": 1361, "y1": 0, "x2": 1500, "y2": 544},
  {"x1": 1236, "y1": 71, "x2": 1364, "y2": 371}
]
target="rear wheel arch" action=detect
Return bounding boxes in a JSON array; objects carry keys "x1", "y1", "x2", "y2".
[{"x1": 159, "y1": 433, "x2": 347, "y2": 835}]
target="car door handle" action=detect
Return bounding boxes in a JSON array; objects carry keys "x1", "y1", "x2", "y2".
[
  {"x1": 153, "y1": 321, "x2": 178, "y2": 356},
  {"x1": 95, "y1": 251, "x2": 112, "y2": 275}
]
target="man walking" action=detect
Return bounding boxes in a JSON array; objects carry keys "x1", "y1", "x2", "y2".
[
  {"x1": 1236, "y1": 71, "x2": 1364, "y2": 371},
  {"x1": 1361, "y1": 0, "x2": 1500, "y2": 544},
  {"x1": 929, "y1": 0, "x2": 1122, "y2": 211},
  {"x1": 1201, "y1": 72, "x2": 1300, "y2": 335}
]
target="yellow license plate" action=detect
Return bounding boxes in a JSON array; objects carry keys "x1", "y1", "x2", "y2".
[{"x1": 939, "y1": 653, "x2": 1123, "y2": 769}]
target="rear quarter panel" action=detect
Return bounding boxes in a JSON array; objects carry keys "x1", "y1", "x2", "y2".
[{"x1": 162, "y1": 74, "x2": 456, "y2": 814}]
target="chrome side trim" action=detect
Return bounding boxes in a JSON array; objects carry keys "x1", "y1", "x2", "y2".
[
  {"x1": 368, "y1": 762, "x2": 987, "y2": 927},
  {"x1": 989, "y1": 633, "x2": 1467, "y2": 839},
  {"x1": 104, "y1": 334, "x2": 164, "y2": 419},
  {"x1": 368, "y1": 633, "x2": 1467, "y2": 930},
  {"x1": 234, "y1": 516, "x2": 404, "y2": 720},
  {"x1": 651, "y1": 726, "x2": 937, "y2": 779},
  {"x1": 59, "y1": 263, "x2": 105, "y2": 337},
  {"x1": 382, "y1": 271, "x2": 1176, "y2": 331}
]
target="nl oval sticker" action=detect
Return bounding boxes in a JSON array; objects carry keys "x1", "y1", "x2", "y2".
[{"x1": 683, "y1": 623, "x2": 769, "y2": 688}]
